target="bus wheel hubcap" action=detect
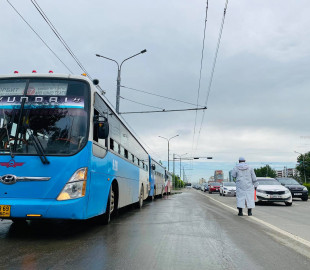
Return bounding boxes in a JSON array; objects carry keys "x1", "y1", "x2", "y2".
[{"x1": 110, "y1": 190, "x2": 115, "y2": 214}]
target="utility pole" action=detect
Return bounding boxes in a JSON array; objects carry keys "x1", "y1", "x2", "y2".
[{"x1": 173, "y1": 153, "x2": 175, "y2": 189}]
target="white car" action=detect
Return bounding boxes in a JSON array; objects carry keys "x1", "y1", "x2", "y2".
[
  {"x1": 255, "y1": 177, "x2": 292, "y2": 206},
  {"x1": 219, "y1": 182, "x2": 236, "y2": 196}
]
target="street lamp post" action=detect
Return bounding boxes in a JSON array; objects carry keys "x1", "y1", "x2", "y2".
[
  {"x1": 158, "y1": 134, "x2": 179, "y2": 171},
  {"x1": 295, "y1": 151, "x2": 307, "y2": 183},
  {"x1": 96, "y1": 49, "x2": 147, "y2": 113},
  {"x1": 174, "y1": 153, "x2": 188, "y2": 188}
]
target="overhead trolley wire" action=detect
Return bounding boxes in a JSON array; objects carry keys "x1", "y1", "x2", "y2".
[
  {"x1": 6, "y1": 0, "x2": 73, "y2": 74},
  {"x1": 119, "y1": 96, "x2": 165, "y2": 110},
  {"x1": 191, "y1": 1, "x2": 209, "y2": 154},
  {"x1": 30, "y1": 0, "x2": 92, "y2": 79},
  {"x1": 121, "y1": 85, "x2": 206, "y2": 108},
  {"x1": 119, "y1": 107, "x2": 207, "y2": 115},
  {"x1": 194, "y1": 0, "x2": 229, "y2": 151}
]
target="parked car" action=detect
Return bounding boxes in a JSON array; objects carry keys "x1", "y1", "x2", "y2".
[
  {"x1": 208, "y1": 182, "x2": 220, "y2": 194},
  {"x1": 219, "y1": 182, "x2": 236, "y2": 196},
  {"x1": 276, "y1": 178, "x2": 308, "y2": 201},
  {"x1": 256, "y1": 177, "x2": 292, "y2": 206}
]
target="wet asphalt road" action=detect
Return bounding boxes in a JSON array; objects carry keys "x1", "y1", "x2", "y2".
[
  {"x1": 197, "y1": 188, "x2": 310, "y2": 242},
  {"x1": 1, "y1": 189, "x2": 310, "y2": 270}
]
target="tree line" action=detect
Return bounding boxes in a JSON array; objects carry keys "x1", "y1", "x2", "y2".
[{"x1": 253, "y1": 152, "x2": 310, "y2": 184}]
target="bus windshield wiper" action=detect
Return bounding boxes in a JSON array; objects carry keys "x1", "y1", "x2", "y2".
[{"x1": 25, "y1": 126, "x2": 50, "y2": 165}]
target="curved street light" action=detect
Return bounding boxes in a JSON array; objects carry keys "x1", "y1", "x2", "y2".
[
  {"x1": 158, "y1": 134, "x2": 179, "y2": 171},
  {"x1": 96, "y1": 49, "x2": 147, "y2": 113}
]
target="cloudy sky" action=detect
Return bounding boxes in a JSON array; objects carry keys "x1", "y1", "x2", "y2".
[{"x1": 1, "y1": 0, "x2": 309, "y2": 180}]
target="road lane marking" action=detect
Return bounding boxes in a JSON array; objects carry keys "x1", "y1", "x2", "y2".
[{"x1": 196, "y1": 190, "x2": 310, "y2": 249}]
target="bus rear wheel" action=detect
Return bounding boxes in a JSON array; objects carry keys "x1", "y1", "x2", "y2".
[{"x1": 138, "y1": 186, "x2": 144, "y2": 209}]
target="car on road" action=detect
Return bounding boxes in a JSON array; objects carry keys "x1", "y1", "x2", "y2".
[
  {"x1": 219, "y1": 182, "x2": 236, "y2": 196},
  {"x1": 255, "y1": 177, "x2": 292, "y2": 206},
  {"x1": 201, "y1": 183, "x2": 209, "y2": 192},
  {"x1": 208, "y1": 182, "x2": 220, "y2": 194},
  {"x1": 276, "y1": 178, "x2": 308, "y2": 201}
]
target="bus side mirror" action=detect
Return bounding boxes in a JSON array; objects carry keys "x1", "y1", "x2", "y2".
[
  {"x1": 98, "y1": 121, "x2": 109, "y2": 139},
  {"x1": 152, "y1": 164, "x2": 156, "y2": 170},
  {"x1": 94, "y1": 116, "x2": 109, "y2": 139}
]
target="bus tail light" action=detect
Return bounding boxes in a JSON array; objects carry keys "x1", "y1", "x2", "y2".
[{"x1": 57, "y1": 168, "x2": 88, "y2": 201}]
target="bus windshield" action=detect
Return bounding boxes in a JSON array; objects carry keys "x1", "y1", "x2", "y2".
[{"x1": 0, "y1": 78, "x2": 89, "y2": 156}]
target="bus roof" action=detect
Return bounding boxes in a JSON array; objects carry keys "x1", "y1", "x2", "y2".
[{"x1": 0, "y1": 73, "x2": 92, "y2": 81}]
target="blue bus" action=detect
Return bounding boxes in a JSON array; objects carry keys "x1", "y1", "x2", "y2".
[
  {"x1": 0, "y1": 73, "x2": 165, "y2": 224},
  {"x1": 149, "y1": 158, "x2": 165, "y2": 199}
]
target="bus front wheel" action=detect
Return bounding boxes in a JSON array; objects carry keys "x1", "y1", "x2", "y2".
[{"x1": 99, "y1": 186, "x2": 114, "y2": 225}]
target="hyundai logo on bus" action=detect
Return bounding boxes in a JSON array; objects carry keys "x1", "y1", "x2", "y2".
[{"x1": 0, "y1": 174, "x2": 17, "y2": 185}]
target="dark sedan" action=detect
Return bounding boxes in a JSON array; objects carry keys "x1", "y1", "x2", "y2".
[{"x1": 276, "y1": 178, "x2": 308, "y2": 201}]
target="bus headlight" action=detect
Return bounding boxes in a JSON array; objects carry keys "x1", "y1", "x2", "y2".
[{"x1": 57, "y1": 168, "x2": 88, "y2": 201}]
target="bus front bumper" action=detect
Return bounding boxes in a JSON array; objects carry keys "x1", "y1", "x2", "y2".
[{"x1": 0, "y1": 197, "x2": 87, "y2": 220}]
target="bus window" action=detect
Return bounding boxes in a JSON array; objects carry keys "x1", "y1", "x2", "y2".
[
  {"x1": 131, "y1": 154, "x2": 135, "y2": 163},
  {"x1": 124, "y1": 149, "x2": 128, "y2": 159},
  {"x1": 93, "y1": 110, "x2": 99, "y2": 142},
  {"x1": 115, "y1": 141, "x2": 120, "y2": 154},
  {"x1": 110, "y1": 138, "x2": 114, "y2": 151},
  {"x1": 93, "y1": 109, "x2": 107, "y2": 147},
  {"x1": 119, "y1": 146, "x2": 125, "y2": 156}
]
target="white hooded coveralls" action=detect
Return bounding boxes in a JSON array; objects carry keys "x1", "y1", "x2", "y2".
[{"x1": 231, "y1": 163, "x2": 257, "y2": 209}]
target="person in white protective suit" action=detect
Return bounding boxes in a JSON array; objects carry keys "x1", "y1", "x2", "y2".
[{"x1": 231, "y1": 157, "x2": 257, "y2": 216}]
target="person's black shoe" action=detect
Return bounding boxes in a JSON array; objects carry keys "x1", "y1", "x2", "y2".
[
  {"x1": 238, "y1": 208, "x2": 243, "y2": 216},
  {"x1": 248, "y1": 209, "x2": 252, "y2": 216}
]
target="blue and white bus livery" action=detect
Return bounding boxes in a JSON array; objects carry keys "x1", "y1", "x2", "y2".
[
  {"x1": 149, "y1": 158, "x2": 165, "y2": 199},
  {"x1": 0, "y1": 73, "x2": 150, "y2": 224}
]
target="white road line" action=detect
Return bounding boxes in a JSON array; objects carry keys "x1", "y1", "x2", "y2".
[{"x1": 197, "y1": 190, "x2": 310, "y2": 249}]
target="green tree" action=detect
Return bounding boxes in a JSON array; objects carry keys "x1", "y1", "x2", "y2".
[
  {"x1": 172, "y1": 173, "x2": 185, "y2": 189},
  {"x1": 295, "y1": 152, "x2": 310, "y2": 183},
  {"x1": 254, "y1": 165, "x2": 276, "y2": 178}
]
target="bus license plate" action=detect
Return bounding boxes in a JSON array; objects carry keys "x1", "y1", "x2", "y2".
[{"x1": 0, "y1": 205, "x2": 11, "y2": 217}]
